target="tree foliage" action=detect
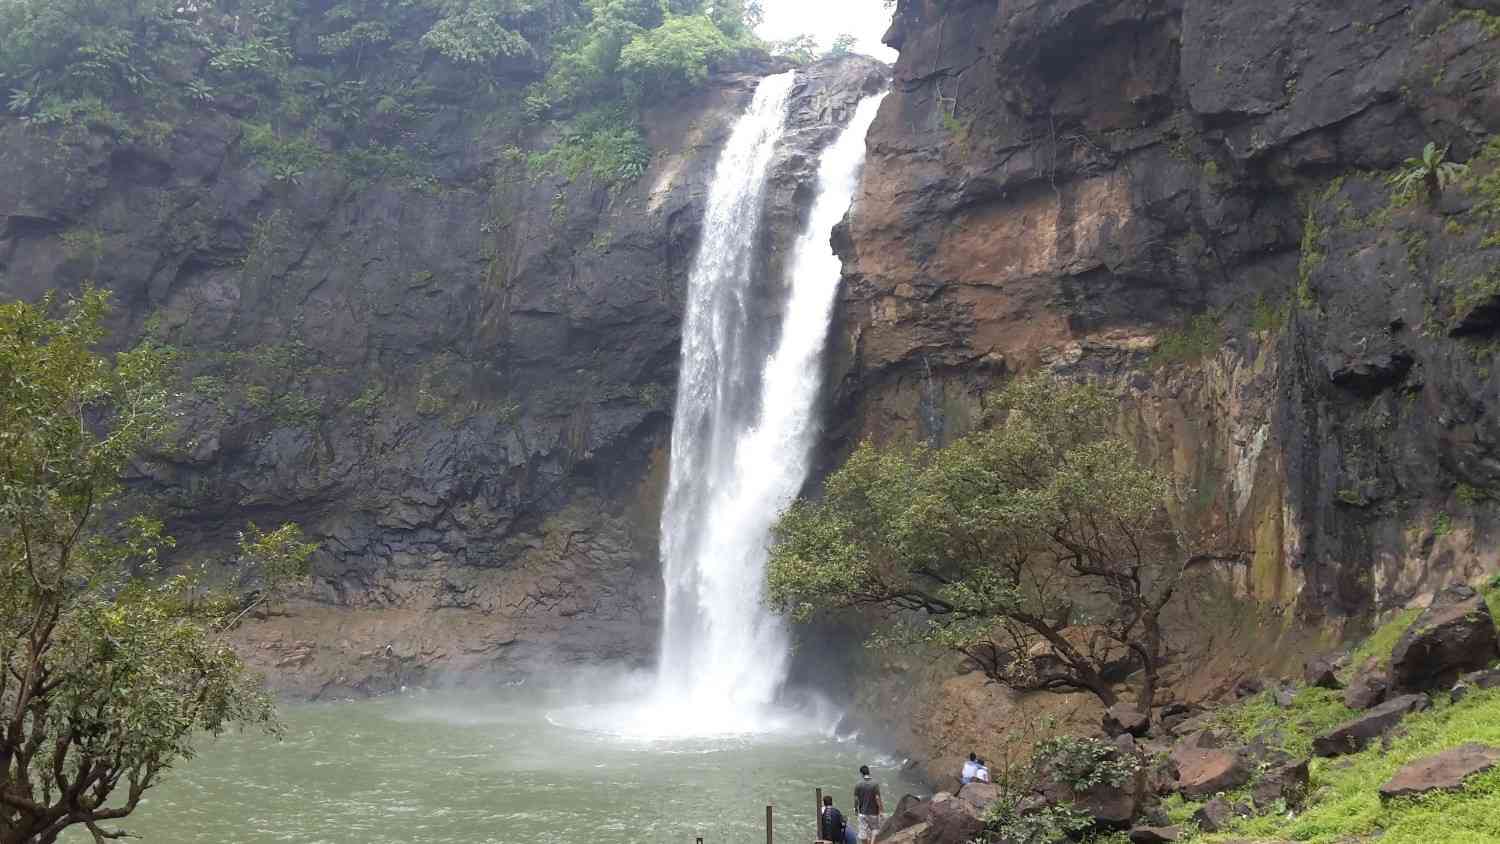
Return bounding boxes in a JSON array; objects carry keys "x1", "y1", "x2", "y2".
[
  {"x1": 0, "y1": 0, "x2": 764, "y2": 188},
  {"x1": 618, "y1": 15, "x2": 733, "y2": 97},
  {"x1": 827, "y1": 33, "x2": 859, "y2": 57},
  {"x1": 0, "y1": 289, "x2": 283, "y2": 843},
  {"x1": 767, "y1": 374, "x2": 1190, "y2": 713}
]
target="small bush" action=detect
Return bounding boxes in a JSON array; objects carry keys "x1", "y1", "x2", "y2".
[
  {"x1": 530, "y1": 107, "x2": 651, "y2": 188},
  {"x1": 1151, "y1": 312, "x2": 1221, "y2": 367},
  {"x1": 618, "y1": 15, "x2": 734, "y2": 99},
  {"x1": 1434, "y1": 511, "x2": 1454, "y2": 537},
  {"x1": 980, "y1": 800, "x2": 1092, "y2": 844},
  {"x1": 1456, "y1": 483, "x2": 1491, "y2": 506},
  {"x1": 1033, "y1": 736, "x2": 1140, "y2": 791}
]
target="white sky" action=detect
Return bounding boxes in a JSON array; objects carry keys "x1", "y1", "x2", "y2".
[{"x1": 755, "y1": 0, "x2": 900, "y2": 62}]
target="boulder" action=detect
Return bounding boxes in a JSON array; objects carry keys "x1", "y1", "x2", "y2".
[
  {"x1": 1446, "y1": 671, "x2": 1494, "y2": 704},
  {"x1": 1272, "y1": 684, "x2": 1297, "y2": 708},
  {"x1": 1037, "y1": 774, "x2": 1137, "y2": 830},
  {"x1": 1304, "y1": 657, "x2": 1342, "y2": 689},
  {"x1": 1156, "y1": 703, "x2": 1199, "y2": 735},
  {"x1": 1389, "y1": 585, "x2": 1500, "y2": 693},
  {"x1": 1143, "y1": 750, "x2": 1180, "y2": 797},
  {"x1": 1129, "y1": 826, "x2": 1181, "y2": 843},
  {"x1": 920, "y1": 792, "x2": 985, "y2": 844},
  {"x1": 879, "y1": 794, "x2": 930, "y2": 840},
  {"x1": 1451, "y1": 667, "x2": 1500, "y2": 702},
  {"x1": 1463, "y1": 666, "x2": 1500, "y2": 689},
  {"x1": 1379, "y1": 743, "x2": 1500, "y2": 800},
  {"x1": 1342, "y1": 670, "x2": 1389, "y2": 710},
  {"x1": 1250, "y1": 759, "x2": 1311, "y2": 809},
  {"x1": 1312, "y1": 694, "x2": 1430, "y2": 757},
  {"x1": 1104, "y1": 704, "x2": 1151, "y2": 738},
  {"x1": 1233, "y1": 677, "x2": 1266, "y2": 699},
  {"x1": 956, "y1": 782, "x2": 999, "y2": 812},
  {"x1": 881, "y1": 821, "x2": 930, "y2": 844},
  {"x1": 1191, "y1": 797, "x2": 1249, "y2": 833},
  {"x1": 1171, "y1": 730, "x2": 1251, "y2": 798}
]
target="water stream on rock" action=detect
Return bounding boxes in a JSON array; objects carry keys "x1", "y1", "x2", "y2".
[{"x1": 637, "y1": 81, "x2": 888, "y2": 737}]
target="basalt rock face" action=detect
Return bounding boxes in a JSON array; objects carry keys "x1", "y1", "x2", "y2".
[
  {"x1": 0, "y1": 55, "x2": 887, "y2": 697},
  {"x1": 838, "y1": 1, "x2": 1500, "y2": 618},
  {"x1": 835, "y1": 0, "x2": 1500, "y2": 777}
]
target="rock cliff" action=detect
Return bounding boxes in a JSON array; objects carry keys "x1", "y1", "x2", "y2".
[
  {"x1": 832, "y1": 0, "x2": 1500, "y2": 774},
  {"x1": 0, "y1": 54, "x2": 887, "y2": 697}
]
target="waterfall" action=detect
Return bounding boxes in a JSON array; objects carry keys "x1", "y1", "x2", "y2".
[{"x1": 645, "y1": 74, "x2": 889, "y2": 736}]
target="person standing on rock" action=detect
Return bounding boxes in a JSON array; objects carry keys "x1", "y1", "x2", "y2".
[
  {"x1": 853, "y1": 765, "x2": 883, "y2": 844},
  {"x1": 961, "y1": 752, "x2": 979, "y2": 784}
]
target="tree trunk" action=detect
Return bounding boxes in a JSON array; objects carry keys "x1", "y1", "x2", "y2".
[{"x1": 1135, "y1": 619, "x2": 1164, "y2": 715}]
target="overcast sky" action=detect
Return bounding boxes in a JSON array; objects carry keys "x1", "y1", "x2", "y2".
[{"x1": 755, "y1": 0, "x2": 899, "y2": 62}]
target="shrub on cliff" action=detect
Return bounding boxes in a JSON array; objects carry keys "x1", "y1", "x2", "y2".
[
  {"x1": 767, "y1": 374, "x2": 1193, "y2": 714},
  {"x1": 618, "y1": 15, "x2": 734, "y2": 98},
  {"x1": 0, "y1": 289, "x2": 294, "y2": 843},
  {"x1": 1390, "y1": 142, "x2": 1468, "y2": 205}
]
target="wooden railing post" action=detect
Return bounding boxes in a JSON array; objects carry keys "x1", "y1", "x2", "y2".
[
  {"x1": 766, "y1": 804, "x2": 774, "y2": 844},
  {"x1": 815, "y1": 788, "x2": 823, "y2": 841}
]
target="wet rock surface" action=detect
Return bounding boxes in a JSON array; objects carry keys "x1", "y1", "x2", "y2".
[
  {"x1": 0, "y1": 56, "x2": 888, "y2": 694},
  {"x1": 837, "y1": 0, "x2": 1500, "y2": 637},
  {"x1": 838, "y1": 0, "x2": 1500, "y2": 771}
]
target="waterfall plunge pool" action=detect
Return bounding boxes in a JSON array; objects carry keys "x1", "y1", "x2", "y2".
[{"x1": 74, "y1": 681, "x2": 924, "y2": 844}]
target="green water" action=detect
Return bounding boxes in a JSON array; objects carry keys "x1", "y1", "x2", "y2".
[{"x1": 80, "y1": 687, "x2": 923, "y2": 844}]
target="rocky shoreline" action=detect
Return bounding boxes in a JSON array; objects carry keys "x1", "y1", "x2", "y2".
[{"x1": 874, "y1": 579, "x2": 1500, "y2": 843}]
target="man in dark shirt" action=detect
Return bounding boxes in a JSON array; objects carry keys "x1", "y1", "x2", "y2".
[
  {"x1": 853, "y1": 765, "x2": 883, "y2": 844},
  {"x1": 819, "y1": 795, "x2": 847, "y2": 843}
]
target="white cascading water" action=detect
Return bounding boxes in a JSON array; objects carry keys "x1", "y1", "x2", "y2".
[{"x1": 636, "y1": 81, "x2": 890, "y2": 737}]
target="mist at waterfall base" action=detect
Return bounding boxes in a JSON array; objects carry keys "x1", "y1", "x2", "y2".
[{"x1": 65, "y1": 682, "x2": 923, "y2": 844}]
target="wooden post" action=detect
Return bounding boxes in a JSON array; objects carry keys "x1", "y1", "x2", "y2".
[
  {"x1": 766, "y1": 804, "x2": 774, "y2": 844},
  {"x1": 695, "y1": 838, "x2": 703, "y2": 844},
  {"x1": 815, "y1": 788, "x2": 823, "y2": 841}
]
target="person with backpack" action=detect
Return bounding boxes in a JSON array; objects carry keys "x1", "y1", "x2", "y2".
[{"x1": 819, "y1": 795, "x2": 847, "y2": 843}]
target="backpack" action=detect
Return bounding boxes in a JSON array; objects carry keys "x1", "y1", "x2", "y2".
[{"x1": 821, "y1": 806, "x2": 846, "y2": 840}]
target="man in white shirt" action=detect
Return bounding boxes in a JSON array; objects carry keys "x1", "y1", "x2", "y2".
[
  {"x1": 960, "y1": 752, "x2": 978, "y2": 784},
  {"x1": 974, "y1": 758, "x2": 991, "y2": 783}
]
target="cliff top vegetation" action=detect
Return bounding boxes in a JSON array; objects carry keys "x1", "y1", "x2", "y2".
[{"x1": 0, "y1": 0, "x2": 773, "y2": 189}]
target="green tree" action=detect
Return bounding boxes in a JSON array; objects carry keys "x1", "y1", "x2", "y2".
[
  {"x1": 827, "y1": 33, "x2": 858, "y2": 57},
  {"x1": 223, "y1": 522, "x2": 316, "y2": 629},
  {"x1": 767, "y1": 374, "x2": 1190, "y2": 714},
  {"x1": 419, "y1": 0, "x2": 539, "y2": 65},
  {"x1": 618, "y1": 15, "x2": 734, "y2": 97},
  {"x1": 0, "y1": 289, "x2": 278, "y2": 843},
  {"x1": 767, "y1": 33, "x2": 818, "y2": 64}
]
